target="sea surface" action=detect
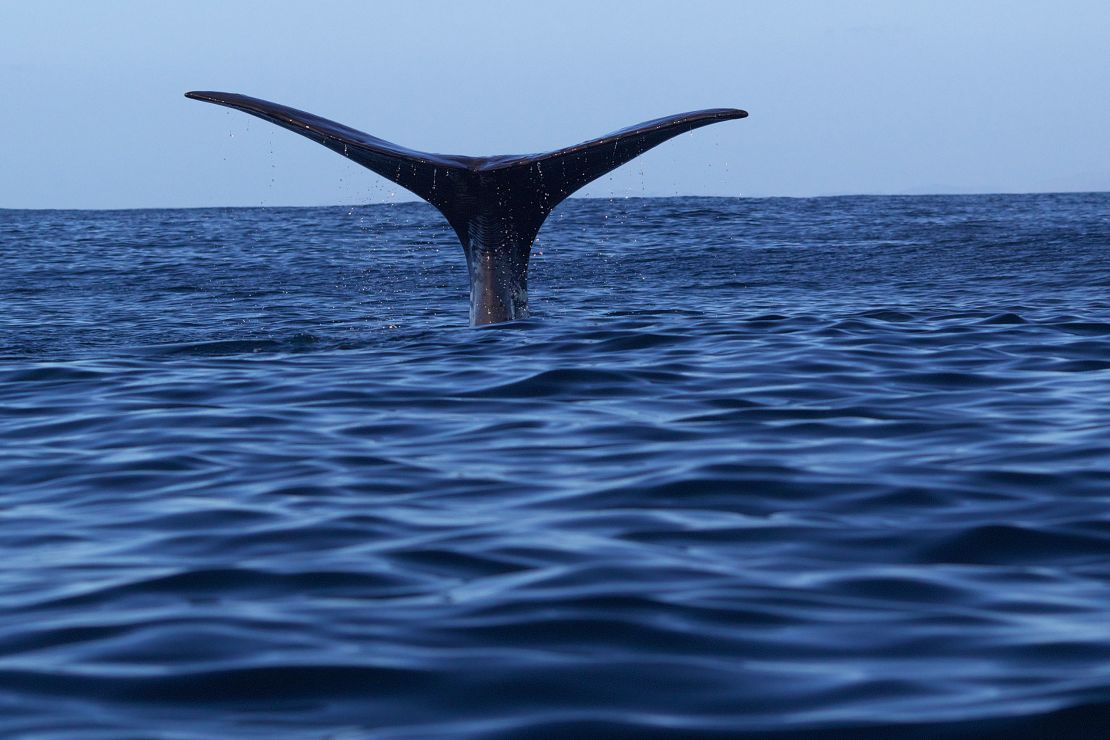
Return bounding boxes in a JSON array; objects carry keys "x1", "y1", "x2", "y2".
[{"x1": 2, "y1": 193, "x2": 1110, "y2": 737}]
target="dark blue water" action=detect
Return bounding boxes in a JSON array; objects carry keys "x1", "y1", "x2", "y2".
[{"x1": 2, "y1": 194, "x2": 1110, "y2": 737}]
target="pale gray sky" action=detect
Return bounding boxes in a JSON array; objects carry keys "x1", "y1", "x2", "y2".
[{"x1": 2, "y1": 0, "x2": 1107, "y2": 208}]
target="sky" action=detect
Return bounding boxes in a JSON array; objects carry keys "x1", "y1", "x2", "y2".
[{"x1": 1, "y1": 0, "x2": 1108, "y2": 209}]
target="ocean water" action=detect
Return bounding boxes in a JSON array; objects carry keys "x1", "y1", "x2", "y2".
[{"x1": 2, "y1": 193, "x2": 1110, "y2": 737}]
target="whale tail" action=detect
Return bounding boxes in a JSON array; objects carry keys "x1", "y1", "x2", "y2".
[{"x1": 185, "y1": 91, "x2": 747, "y2": 325}]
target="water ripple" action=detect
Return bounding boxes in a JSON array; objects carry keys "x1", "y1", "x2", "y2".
[{"x1": 2, "y1": 194, "x2": 1110, "y2": 735}]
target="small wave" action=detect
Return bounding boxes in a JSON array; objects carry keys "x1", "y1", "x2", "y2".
[{"x1": 4, "y1": 194, "x2": 1110, "y2": 735}]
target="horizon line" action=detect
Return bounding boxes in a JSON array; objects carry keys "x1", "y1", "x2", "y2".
[{"x1": 3, "y1": 190, "x2": 1108, "y2": 213}]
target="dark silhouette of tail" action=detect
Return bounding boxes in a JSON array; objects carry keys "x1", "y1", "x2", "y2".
[{"x1": 185, "y1": 91, "x2": 747, "y2": 325}]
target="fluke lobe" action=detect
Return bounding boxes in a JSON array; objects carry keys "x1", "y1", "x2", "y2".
[{"x1": 185, "y1": 91, "x2": 747, "y2": 326}]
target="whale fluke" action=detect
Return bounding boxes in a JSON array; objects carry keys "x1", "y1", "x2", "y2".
[{"x1": 185, "y1": 91, "x2": 747, "y2": 325}]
